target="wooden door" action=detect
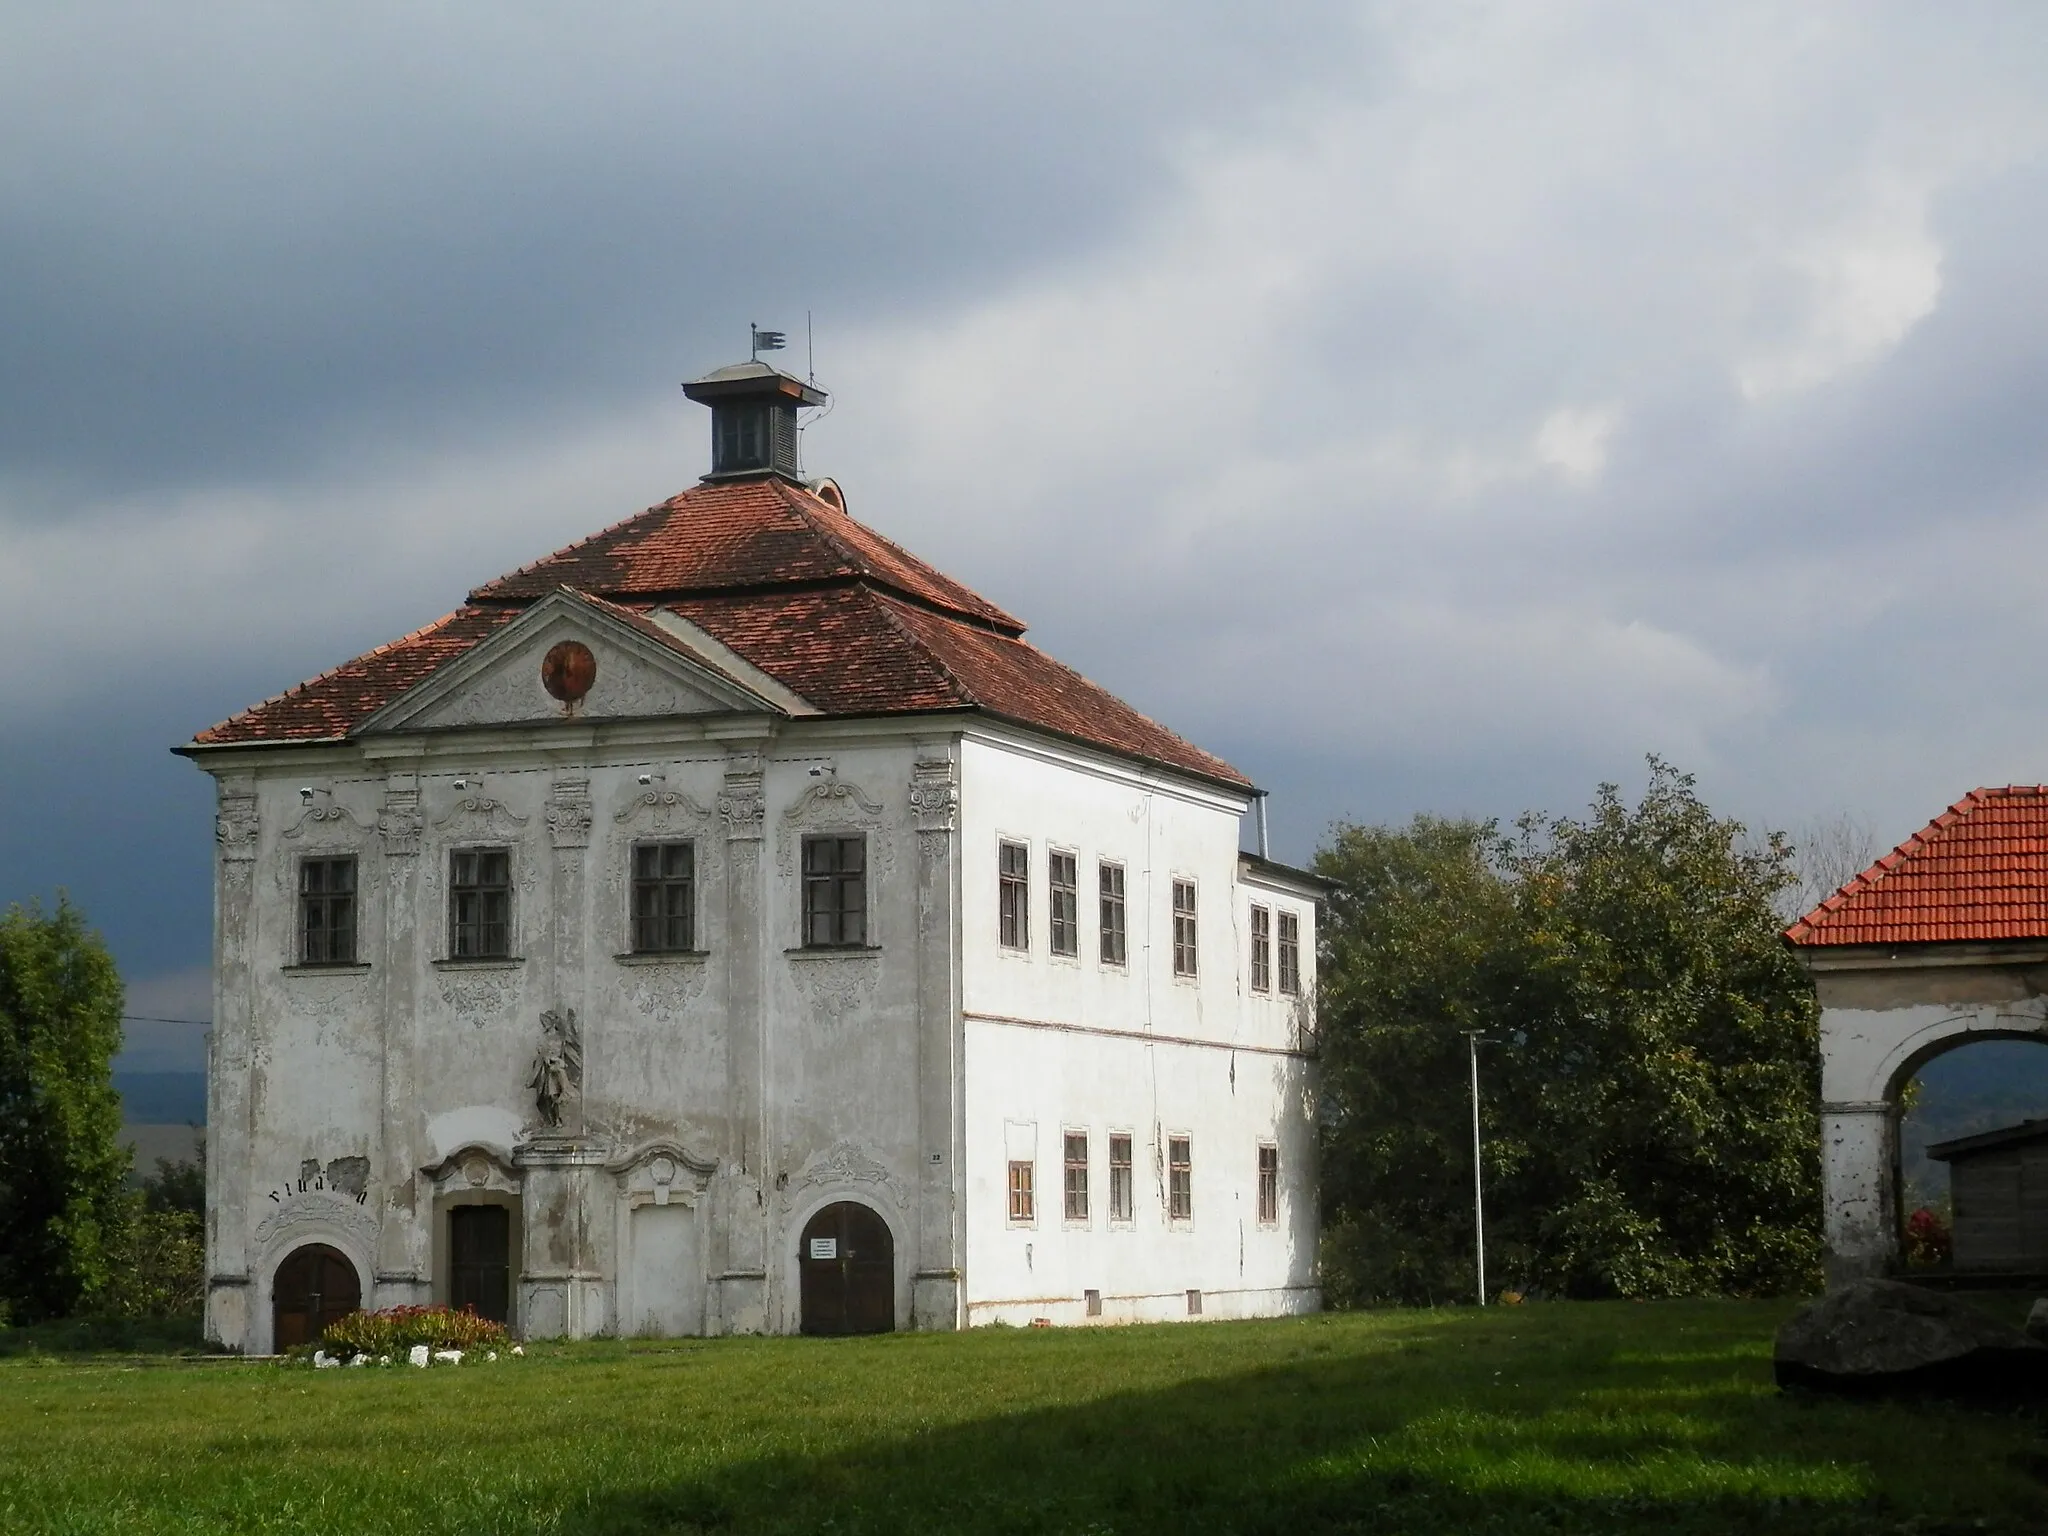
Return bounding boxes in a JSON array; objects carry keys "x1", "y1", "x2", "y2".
[
  {"x1": 272, "y1": 1244, "x2": 360, "y2": 1350},
  {"x1": 798, "y1": 1202, "x2": 893, "y2": 1336},
  {"x1": 449, "y1": 1205, "x2": 511, "y2": 1322}
]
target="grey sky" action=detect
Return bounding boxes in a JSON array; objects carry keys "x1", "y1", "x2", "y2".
[{"x1": 5, "y1": 3, "x2": 2047, "y2": 1068}]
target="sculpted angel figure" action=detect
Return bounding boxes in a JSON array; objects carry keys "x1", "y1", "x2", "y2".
[{"x1": 527, "y1": 1008, "x2": 583, "y2": 1128}]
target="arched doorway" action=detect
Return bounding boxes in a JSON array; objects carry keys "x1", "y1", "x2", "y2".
[
  {"x1": 798, "y1": 1202, "x2": 893, "y2": 1335},
  {"x1": 273, "y1": 1244, "x2": 360, "y2": 1349},
  {"x1": 1894, "y1": 1035, "x2": 2048, "y2": 1273}
]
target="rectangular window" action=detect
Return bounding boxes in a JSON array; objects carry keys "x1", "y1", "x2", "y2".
[
  {"x1": 631, "y1": 841, "x2": 696, "y2": 953},
  {"x1": 299, "y1": 857, "x2": 357, "y2": 966},
  {"x1": 1258, "y1": 1143, "x2": 1279, "y2": 1224},
  {"x1": 450, "y1": 848, "x2": 512, "y2": 959},
  {"x1": 1063, "y1": 1131, "x2": 1089, "y2": 1221},
  {"x1": 1049, "y1": 850, "x2": 1078, "y2": 957},
  {"x1": 1278, "y1": 910, "x2": 1301, "y2": 994},
  {"x1": 1250, "y1": 904, "x2": 1271, "y2": 992},
  {"x1": 1108, "y1": 1133, "x2": 1134, "y2": 1222},
  {"x1": 1172, "y1": 879, "x2": 1198, "y2": 978},
  {"x1": 1168, "y1": 1135, "x2": 1192, "y2": 1221},
  {"x1": 1099, "y1": 862, "x2": 1126, "y2": 967},
  {"x1": 999, "y1": 840, "x2": 1029, "y2": 950},
  {"x1": 1007, "y1": 1159, "x2": 1035, "y2": 1223},
  {"x1": 802, "y1": 835, "x2": 866, "y2": 948}
]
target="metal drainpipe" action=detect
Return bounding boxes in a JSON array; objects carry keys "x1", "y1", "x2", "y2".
[{"x1": 1255, "y1": 793, "x2": 1270, "y2": 860}]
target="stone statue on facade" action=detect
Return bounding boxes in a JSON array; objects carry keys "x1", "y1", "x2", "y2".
[{"x1": 527, "y1": 1008, "x2": 583, "y2": 1129}]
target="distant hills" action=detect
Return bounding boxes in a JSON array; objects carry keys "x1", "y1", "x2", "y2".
[
  {"x1": 1900, "y1": 1040, "x2": 2048, "y2": 1208},
  {"x1": 114, "y1": 1071, "x2": 205, "y2": 1126}
]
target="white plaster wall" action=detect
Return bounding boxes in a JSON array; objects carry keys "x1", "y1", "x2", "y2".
[
  {"x1": 962, "y1": 1019, "x2": 1317, "y2": 1323},
  {"x1": 957, "y1": 734, "x2": 1283, "y2": 1048},
  {"x1": 956, "y1": 734, "x2": 1318, "y2": 1323}
]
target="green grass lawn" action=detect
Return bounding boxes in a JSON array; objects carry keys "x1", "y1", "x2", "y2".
[{"x1": 3, "y1": 1301, "x2": 2045, "y2": 1534}]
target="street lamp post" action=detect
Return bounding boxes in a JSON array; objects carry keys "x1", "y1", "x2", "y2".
[{"x1": 1465, "y1": 1031, "x2": 1490, "y2": 1306}]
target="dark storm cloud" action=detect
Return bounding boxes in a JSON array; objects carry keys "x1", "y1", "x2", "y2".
[
  {"x1": 0, "y1": 3, "x2": 1359, "y2": 495},
  {"x1": 6, "y1": 0, "x2": 2048, "y2": 1048}
]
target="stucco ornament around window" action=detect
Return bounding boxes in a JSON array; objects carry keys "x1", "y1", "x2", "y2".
[
  {"x1": 431, "y1": 789, "x2": 531, "y2": 839},
  {"x1": 421, "y1": 1143, "x2": 521, "y2": 1198},
  {"x1": 282, "y1": 799, "x2": 370, "y2": 840},
  {"x1": 607, "y1": 1139, "x2": 717, "y2": 1208},
  {"x1": 786, "y1": 1140, "x2": 898, "y2": 1208},
  {"x1": 528, "y1": 1008, "x2": 584, "y2": 1129},
  {"x1": 788, "y1": 955, "x2": 876, "y2": 1026},
  {"x1": 439, "y1": 972, "x2": 521, "y2": 1025},
  {"x1": 282, "y1": 968, "x2": 374, "y2": 1021},
  {"x1": 254, "y1": 1192, "x2": 379, "y2": 1255},
  {"x1": 777, "y1": 778, "x2": 892, "y2": 877}
]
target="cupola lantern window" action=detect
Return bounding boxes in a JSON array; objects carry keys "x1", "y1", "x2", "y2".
[{"x1": 682, "y1": 360, "x2": 827, "y2": 483}]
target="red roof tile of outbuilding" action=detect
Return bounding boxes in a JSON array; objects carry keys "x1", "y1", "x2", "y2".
[
  {"x1": 188, "y1": 477, "x2": 1248, "y2": 788},
  {"x1": 1785, "y1": 786, "x2": 2048, "y2": 946}
]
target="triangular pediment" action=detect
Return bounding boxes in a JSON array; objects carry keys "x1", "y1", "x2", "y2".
[{"x1": 357, "y1": 590, "x2": 809, "y2": 735}]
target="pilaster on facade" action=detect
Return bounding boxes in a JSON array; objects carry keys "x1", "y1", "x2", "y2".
[
  {"x1": 910, "y1": 751, "x2": 965, "y2": 1330},
  {"x1": 719, "y1": 752, "x2": 769, "y2": 1299},
  {"x1": 376, "y1": 771, "x2": 427, "y2": 1292},
  {"x1": 206, "y1": 777, "x2": 260, "y2": 1348}
]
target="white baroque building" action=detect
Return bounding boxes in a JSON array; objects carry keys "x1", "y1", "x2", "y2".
[{"x1": 182, "y1": 361, "x2": 1321, "y2": 1350}]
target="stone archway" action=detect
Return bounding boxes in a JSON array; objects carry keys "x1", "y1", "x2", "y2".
[
  {"x1": 797, "y1": 1201, "x2": 894, "y2": 1336},
  {"x1": 1817, "y1": 999, "x2": 2048, "y2": 1285}
]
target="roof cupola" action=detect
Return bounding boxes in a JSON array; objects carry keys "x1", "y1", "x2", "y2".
[{"x1": 681, "y1": 358, "x2": 827, "y2": 483}]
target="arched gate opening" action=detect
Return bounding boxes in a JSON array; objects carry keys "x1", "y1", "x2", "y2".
[
  {"x1": 798, "y1": 1202, "x2": 893, "y2": 1336},
  {"x1": 272, "y1": 1243, "x2": 360, "y2": 1349}
]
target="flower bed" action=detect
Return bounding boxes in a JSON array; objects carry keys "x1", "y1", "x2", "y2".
[{"x1": 316, "y1": 1305, "x2": 510, "y2": 1361}]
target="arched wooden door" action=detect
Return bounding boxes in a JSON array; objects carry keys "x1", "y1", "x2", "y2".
[
  {"x1": 798, "y1": 1202, "x2": 893, "y2": 1335},
  {"x1": 273, "y1": 1244, "x2": 360, "y2": 1349}
]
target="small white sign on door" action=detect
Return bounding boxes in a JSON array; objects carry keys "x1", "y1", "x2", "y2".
[{"x1": 809, "y1": 1237, "x2": 838, "y2": 1260}]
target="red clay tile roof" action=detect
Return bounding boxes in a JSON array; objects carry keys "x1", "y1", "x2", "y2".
[
  {"x1": 188, "y1": 477, "x2": 1248, "y2": 788},
  {"x1": 469, "y1": 478, "x2": 1022, "y2": 632},
  {"x1": 190, "y1": 607, "x2": 519, "y2": 746},
  {"x1": 1785, "y1": 786, "x2": 2048, "y2": 946}
]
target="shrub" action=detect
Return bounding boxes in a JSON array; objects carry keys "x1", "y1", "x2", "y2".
[
  {"x1": 1903, "y1": 1206, "x2": 1952, "y2": 1267},
  {"x1": 320, "y1": 1305, "x2": 509, "y2": 1359},
  {"x1": 96, "y1": 1207, "x2": 205, "y2": 1321}
]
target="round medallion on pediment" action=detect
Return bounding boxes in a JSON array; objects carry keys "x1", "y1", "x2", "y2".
[{"x1": 542, "y1": 640, "x2": 597, "y2": 704}]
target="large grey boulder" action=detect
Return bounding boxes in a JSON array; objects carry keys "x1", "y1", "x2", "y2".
[{"x1": 1775, "y1": 1279, "x2": 2048, "y2": 1396}]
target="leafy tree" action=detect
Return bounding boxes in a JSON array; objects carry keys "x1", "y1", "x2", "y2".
[
  {"x1": 141, "y1": 1153, "x2": 205, "y2": 1218},
  {"x1": 1317, "y1": 760, "x2": 1822, "y2": 1304},
  {"x1": 0, "y1": 897, "x2": 131, "y2": 1320},
  {"x1": 1317, "y1": 815, "x2": 1514, "y2": 1305}
]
